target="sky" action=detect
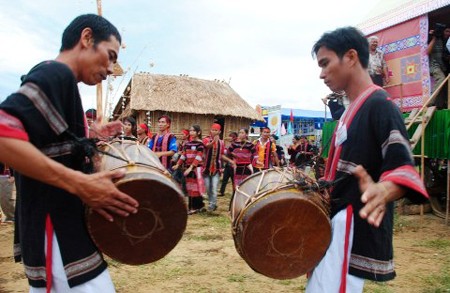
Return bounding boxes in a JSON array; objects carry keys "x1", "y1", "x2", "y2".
[{"x1": 0, "y1": 0, "x2": 380, "y2": 116}]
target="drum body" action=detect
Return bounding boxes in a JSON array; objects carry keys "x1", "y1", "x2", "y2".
[
  {"x1": 231, "y1": 168, "x2": 331, "y2": 279},
  {"x1": 86, "y1": 140, "x2": 187, "y2": 265}
]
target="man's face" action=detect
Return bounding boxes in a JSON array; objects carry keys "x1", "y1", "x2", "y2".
[
  {"x1": 317, "y1": 46, "x2": 349, "y2": 93},
  {"x1": 158, "y1": 118, "x2": 169, "y2": 132},
  {"x1": 80, "y1": 35, "x2": 120, "y2": 85},
  {"x1": 86, "y1": 118, "x2": 94, "y2": 127},
  {"x1": 444, "y1": 28, "x2": 450, "y2": 39},
  {"x1": 369, "y1": 39, "x2": 378, "y2": 51},
  {"x1": 261, "y1": 129, "x2": 270, "y2": 139}
]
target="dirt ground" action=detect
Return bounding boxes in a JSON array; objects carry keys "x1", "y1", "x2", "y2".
[{"x1": 1, "y1": 191, "x2": 450, "y2": 293}]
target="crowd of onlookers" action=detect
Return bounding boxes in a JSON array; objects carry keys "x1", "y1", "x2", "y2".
[
  {"x1": 0, "y1": 107, "x2": 323, "y2": 222},
  {"x1": 94, "y1": 112, "x2": 322, "y2": 215}
]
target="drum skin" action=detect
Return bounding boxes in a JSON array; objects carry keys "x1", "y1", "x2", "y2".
[
  {"x1": 86, "y1": 141, "x2": 187, "y2": 265},
  {"x1": 232, "y1": 169, "x2": 331, "y2": 279}
]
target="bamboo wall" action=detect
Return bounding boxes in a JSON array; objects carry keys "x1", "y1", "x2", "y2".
[{"x1": 135, "y1": 110, "x2": 253, "y2": 140}]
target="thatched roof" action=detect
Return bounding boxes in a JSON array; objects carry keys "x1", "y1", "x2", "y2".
[{"x1": 123, "y1": 73, "x2": 262, "y2": 121}]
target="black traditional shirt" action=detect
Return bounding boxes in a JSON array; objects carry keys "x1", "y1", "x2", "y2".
[{"x1": 0, "y1": 61, "x2": 107, "y2": 288}]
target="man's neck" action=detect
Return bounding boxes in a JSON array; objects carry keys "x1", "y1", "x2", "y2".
[
  {"x1": 345, "y1": 71, "x2": 374, "y2": 103},
  {"x1": 159, "y1": 129, "x2": 168, "y2": 135}
]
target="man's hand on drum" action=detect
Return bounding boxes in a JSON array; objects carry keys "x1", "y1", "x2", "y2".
[
  {"x1": 353, "y1": 165, "x2": 405, "y2": 227},
  {"x1": 89, "y1": 115, "x2": 123, "y2": 140},
  {"x1": 74, "y1": 168, "x2": 139, "y2": 222}
]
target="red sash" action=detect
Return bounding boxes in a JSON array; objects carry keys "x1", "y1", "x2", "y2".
[
  {"x1": 324, "y1": 85, "x2": 380, "y2": 182},
  {"x1": 152, "y1": 132, "x2": 172, "y2": 168}
]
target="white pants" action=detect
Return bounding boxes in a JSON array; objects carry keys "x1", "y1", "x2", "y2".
[
  {"x1": 306, "y1": 207, "x2": 365, "y2": 293},
  {"x1": 30, "y1": 232, "x2": 115, "y2": 293}
]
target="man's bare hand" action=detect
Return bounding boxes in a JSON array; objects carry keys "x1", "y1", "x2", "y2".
[
  {"x1": 89, "y1": 115, "x2": 123, "y2": 139},
  {"x1": 75, "y1": 168, "x2": 139, "y2": 222},
  {"x1": 353, "y1": 165, "x2": 388, "y2": 227}
]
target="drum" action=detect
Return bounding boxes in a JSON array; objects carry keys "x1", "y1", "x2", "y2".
[
  {"x1": 231, "y1": 168, "x2": 331, "y2": 279},
  {"x1": 86, "y1": 140, "x2": 187, "y2": 265}
]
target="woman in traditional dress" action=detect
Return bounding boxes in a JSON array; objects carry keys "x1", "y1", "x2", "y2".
[
  {"x1": 287, "y1": 135, "x2": 302, "y2": 167},
  {"x1": 137, "y1": 123, "x2": 151, "y2": 145},
  {"x1": 173, "y1": 125, "x2": 205, "y2": 214},
  {"x1": 122, "y1": 116, "x2": 137, "y2": 140},
  {"x1": 228, "y1": 128, "x2": 255, "y2": 188}
]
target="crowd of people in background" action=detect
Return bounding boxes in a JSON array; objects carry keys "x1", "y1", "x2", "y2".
[{"x1": 105, "y1": 114, "x2": 322, "y2": 215}]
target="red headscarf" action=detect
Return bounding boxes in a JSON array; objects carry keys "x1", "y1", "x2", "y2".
[
  {"x1": 211, "y1": 123, "x2": 221, "y2": 131},
  {"x1": 139, "y1": 123, "x2": 149, "y2": 135}
]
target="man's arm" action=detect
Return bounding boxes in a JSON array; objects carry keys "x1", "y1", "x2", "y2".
[
  {"x1": 427, "y1": 36, "x2": 436, "y2": 55},
  {"x1": 354, "y1": 165, "x2": 405, "y2": 227},
  {"x1": 0, "y1": 137, "x2": 138, "y2": 221}
]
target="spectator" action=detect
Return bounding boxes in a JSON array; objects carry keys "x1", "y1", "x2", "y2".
[{"x1": 368, "y1": 36, "x2": 389, "y2": 87}]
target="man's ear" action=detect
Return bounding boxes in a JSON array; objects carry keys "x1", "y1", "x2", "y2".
[
  {"x1": 345, "y1": 49, "x2": 359, "y2": 67},
  {"x1": 80, "y1": 27, "x2": 94, "y2": 48}
]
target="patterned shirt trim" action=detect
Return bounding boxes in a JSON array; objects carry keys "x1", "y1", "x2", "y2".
[
  {"x1": 24, "y1": 265, "x2": 47, "y2": 281},
  {"x1": 350, "y1": 253, "x2": 395, "y2": 275},
  {"x1": 64, "y1": 251, "x2": 103, "y2": 280},
  {"x1": 381, "y1": 130, "x2": 413, "y2": 160},
  {"x1": 0, "y1": 109, "x2": 26, "y2": 132},
  {"x1": 14, "y1": 243, "x2": 21, "y2": 257},
  {"x1": 382, "y1": 168, "x2": 419, "y2": 183},
  {"x1": 40, "y1": 141, "x2": 73, "y2": 158},
  {"x1": 16, "y1": 82, "x2": 68, "y2": 135},
  {"x1": 337, "y1": 159, "x2": 358, "y2": 175}
]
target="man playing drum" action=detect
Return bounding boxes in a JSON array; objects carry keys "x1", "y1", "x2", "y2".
[
  {"x1": 0, "y1": 14, "x2": 138, "y2": 292},
  {"x1": 307, "y1": 27, "x2": 429, "y2": 292}
]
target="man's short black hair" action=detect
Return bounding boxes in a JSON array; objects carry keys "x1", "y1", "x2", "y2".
[
  {"x1": 60, "y1": 14, "x2": 122, "y2": 52},
  {"x1": 312, "y1": 26, "x2": 369, "y2": 69}
]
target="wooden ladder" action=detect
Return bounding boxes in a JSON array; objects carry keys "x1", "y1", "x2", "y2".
[{"x1": 406, "y1": 106, "x2": 436, "y2": 151}]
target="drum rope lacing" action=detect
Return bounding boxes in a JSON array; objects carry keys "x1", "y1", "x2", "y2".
[
  {"x1": 98, "y1": 140, "x2": 171, "y2": 176},
  {"x1": 232, "y1": 168, "x2": 351, "y2": 233}
]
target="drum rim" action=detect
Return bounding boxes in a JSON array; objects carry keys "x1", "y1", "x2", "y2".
[{"x1": 232, "y1": 191, "x2": 331, "y2": 279}]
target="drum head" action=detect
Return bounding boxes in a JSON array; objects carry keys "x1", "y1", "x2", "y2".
[
  {"x1": 86, "y1": 171, "x2": 187, "y2": 265},
  {"x1": 234, "y1": 189, "x2": 331, "y2": 279}
]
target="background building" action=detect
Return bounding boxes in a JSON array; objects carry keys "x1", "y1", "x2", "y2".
[{"x1": 112, "y1": 73, "x2": 262, "y2": 138}]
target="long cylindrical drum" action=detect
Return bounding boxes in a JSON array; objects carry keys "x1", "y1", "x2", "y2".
[
  {"x1": 231, "y1": 168, "x2": 331, "y2": 279},
  {"x1": 86, "y1": 140, "x2": 187, "y2": 265}
]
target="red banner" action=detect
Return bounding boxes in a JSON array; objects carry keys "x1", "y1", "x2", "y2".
[{"x1": 369, "y1": 15, "x2": 430, "y2": 111}]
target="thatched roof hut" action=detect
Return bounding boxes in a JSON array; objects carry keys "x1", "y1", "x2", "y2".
[{"x1": 112, "y1": 73, "x2": 262, "y2": 138}]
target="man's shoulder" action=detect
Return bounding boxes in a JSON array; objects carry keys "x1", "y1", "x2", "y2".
[
  {"x1": 366, "y1": 89, "x2": 390, "y2": 104},
  {"x1": 26, "y1": 61, "x2": 73, "y2": 80}
]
